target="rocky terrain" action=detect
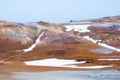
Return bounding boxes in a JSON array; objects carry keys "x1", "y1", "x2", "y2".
[
  {"x1": 0, "y1": 16, "x2": 120, "y2": 64},
  {"x1": 0, "y1": 16, "x2": 120, "y2": 80}
]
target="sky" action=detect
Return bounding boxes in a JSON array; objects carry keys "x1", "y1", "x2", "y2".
[{"x1": 0, "y1": 0, "x2": 120, "y2": 23}]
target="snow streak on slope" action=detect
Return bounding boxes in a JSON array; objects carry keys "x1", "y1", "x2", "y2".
[
  {"x1": 98, "y1": 58, "x2": 120, "y2": 61},
  {"x1": 24, "y1": 58, "x2": 112, "y2": 69},
  {"x1": 84, "y1": 36, "x2": 120, "y2": 52},
  {"x1": 23, "y1": 32, "x2": 44, "y2": 52},
  {"x1": 65, "y1": 25, "x2": 90, "y2": 32}
]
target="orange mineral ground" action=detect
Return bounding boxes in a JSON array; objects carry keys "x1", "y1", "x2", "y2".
[{"x1": 0, "y1": 16, "x2": 120, "y2": 80}]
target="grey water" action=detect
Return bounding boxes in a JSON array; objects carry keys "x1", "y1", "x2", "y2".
[
  {"x1": 12, "y1": 70, "x2": 120, "y2": 80},
  {"x1": 90, "y1": 47, "x2": 116, "y2": 54}
]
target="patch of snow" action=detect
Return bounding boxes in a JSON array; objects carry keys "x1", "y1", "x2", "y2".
[
  {"x1": 98, "y1": 59, "x2": 120, "y2": 61},
  {"x1": 84, "y1": 36, "x2": 100, "y2": 44},
  {"x1": 24, "y1": 58, "x2": 85, "y2": 66},
  {"x1": 99, "y1": 43, "x2": 120, "y2": 52},
  {"x1": 84, "y1": 36, "x2": 120, "y2": 52},
  {"x1": 65, "y1": 25, "x2": 90, "y2": 33},
  {"x1": 64, "y1": 65, "x2": 112, "y2": 69},
  {"x1": 24, "y1": 58, "x2": 112, "y2": 69},
  {"x1": 23, "y1": 32, "x2": 44, "y2": 52}
]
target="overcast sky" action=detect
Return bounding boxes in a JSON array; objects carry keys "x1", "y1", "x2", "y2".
[{"x1": 0, "y1": 0, "x2": 120, "y2": 23}]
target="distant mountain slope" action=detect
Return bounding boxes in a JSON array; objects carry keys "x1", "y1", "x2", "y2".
[
  {"x1": 69, "y1": 15, "x2": 120, "y2": 24},
  {"x1": 86, "y1": 16, "x2": 120, "y2": 23}
]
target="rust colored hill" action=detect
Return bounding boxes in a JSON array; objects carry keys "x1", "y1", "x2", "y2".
[{"x1": 0, "y1": 17, "x2": 119, "y2": 66}]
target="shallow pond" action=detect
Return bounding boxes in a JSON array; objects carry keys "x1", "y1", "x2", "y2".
[
  {"x1": 12, "y1": 70, "x2": 120, "y2": 80},
  {"x1": 90, "y1": 47, "x2": 116, "y2": 54}
]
